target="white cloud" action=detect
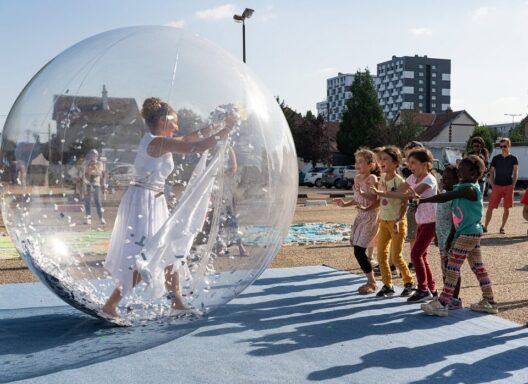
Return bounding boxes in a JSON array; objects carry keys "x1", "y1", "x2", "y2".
[
  {"x1": 409, "y1": 27, "x2": 432, "y2": 37},
  {"x1": 165, "y1": 19, "x2": 186, "y2": 28},
  {"x1": 471, "y1": 7, "x2": 493, "y2": 21},
  {"x1": 195, "y1": 4, "x2": 237, "y2": 20}
]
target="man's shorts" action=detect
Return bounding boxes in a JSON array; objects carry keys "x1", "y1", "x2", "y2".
[{"x1": 489, "y1": 184, "x2": 514, "y2": 209}]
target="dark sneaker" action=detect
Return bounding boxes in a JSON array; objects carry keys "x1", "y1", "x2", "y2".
[
  {"x1": 400, "y1": 283, "x2": 416, "y2": 297},
  {"x1": 376, "y1": 285, "x2": 395, "y2": 298},
  {"x1": 447, "y1": 297, "x2": 463, "y2": 310},
  {"x1": 431, "y1": 290, "x2": 438, "y2": 298},
  {"x1": 408, "y1": 262, "x2": 414, "y2": 271},
  {"x1": 407, "y1": 289, "x2": 433, "y2": 303}
]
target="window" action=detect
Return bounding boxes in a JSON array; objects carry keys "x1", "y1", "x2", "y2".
[
  {"x1": 419, "y1": 64, "x2": 423, "y2": 69},
  {"x1": 419, "y1": 102, "x2": 423, "y2": 107},
  {"x1": 432, "y1": 65, "x2": 436, "y2": 70},
  {"x1": 419, "y1": 87, "x2": 423, "y2": 92},
  {"x1": 432, "y1": 95, "x2": 436, "y2": 100},
  {"x1": 419, "y1": 79, "x2": 423, "y2": 84},
  {"x1": 432, "y1": 73, "x2": 437, "y2": 77},
  {"x1": 419, "y1": 95, "x2": 423, "y2": 100},
  {"x1": 432, "y1": 80, "x2": 436, "y2": 85},
  {"x1": 432, "y1": 88, "x2": 436, "y2": 92},
  {"x1": 432, "y1": 103, "x2": 437, "y2": 108},
  {"x1": 419, "y1": 72, "x2": 424, "y2": 76}
]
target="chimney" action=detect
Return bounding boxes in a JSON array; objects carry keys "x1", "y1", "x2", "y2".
[{"x1": 102, "y1": 85, "x2": 110, "y2": 111}]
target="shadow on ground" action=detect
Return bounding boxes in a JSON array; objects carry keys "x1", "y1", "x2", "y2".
[{"x1": 0, "y1": 306, "x2": 203, "y2": 383}]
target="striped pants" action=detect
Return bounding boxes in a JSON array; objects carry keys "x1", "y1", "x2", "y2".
[{"x1": 439, "y1": 234, "x2": 495, "y2": 305}]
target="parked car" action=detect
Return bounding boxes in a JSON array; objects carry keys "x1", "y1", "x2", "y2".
[
  {"x1": 303, "y1": 167, "x2": 328, "y2": 187},
  {"x1": 321, "y1": 166, "x2": 347, "y2": 189},
  {"x1": 343, "y1": 165, "x2": 356, "y2": 189},
  {"x1": 298, "y1": 170, "x2": 305, "y2": 186},
  {"x1": 107, "y1": 163, "x2": 135, "y2": 190}
]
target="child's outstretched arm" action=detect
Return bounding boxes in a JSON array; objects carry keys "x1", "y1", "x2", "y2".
[
  {"x1": 333, "y1": 198, "x2": 358, "y2": 207},
  {"x1": 419, "y1": 186, "x2": 477, "y2": 204},
  {"x1": 370, "y1": 181, "x2": 411, "y2": 200}
]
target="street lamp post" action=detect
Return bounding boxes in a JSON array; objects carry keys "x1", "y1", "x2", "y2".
[
  {"x1": 233, "y1": 8, "x2": 254, "y2": 63},
  {"x1": 504, "y1": 113, "x2": 522, "y2": 134}
]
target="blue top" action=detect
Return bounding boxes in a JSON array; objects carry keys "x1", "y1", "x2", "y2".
[{"x1": 451, "y1": 182, "x2": 483, "y2": 238}]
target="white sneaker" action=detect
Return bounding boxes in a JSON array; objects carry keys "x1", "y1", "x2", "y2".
[
  {"x1": 84, "y1": 216, "x2": 92, "y2": 225},
  {"x1": 100, "y1": 218, "x2": 106, "y2": 225},
  {"x1": 421, "y1": 298, "x2": 448, "y2": 317}
]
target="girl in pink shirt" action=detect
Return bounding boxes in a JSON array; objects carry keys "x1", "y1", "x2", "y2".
[{"x1": 371, "y1": 148, "x2": 437, "y2": 303}]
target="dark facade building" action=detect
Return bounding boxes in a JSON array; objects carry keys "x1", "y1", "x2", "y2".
[{"x1": 376, "y1": 55, "x2": 451, "y2": 120}]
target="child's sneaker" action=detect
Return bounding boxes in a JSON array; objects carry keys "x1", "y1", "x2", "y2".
[
  {"x1": 400, "y1": 283, "x2": 415, "y2": 297},
  {"x1": 447, "y1": 297, "x2": 463, "y2": 310},
  {"x1": 376, "y1": 285, "x2": 395, "y2": 298},
  {"x1": 421, "y1": 298, "x2": 448, "y2": 316},
  {"x1": 407, "y1": 289, "x2": 433, "y2": 303},
  {"x1": 84, "y1": 216, "x2": 92, "y2": 225},
  {"x1": 470, "y1": 299, "x2": 498, "y2": 314}
]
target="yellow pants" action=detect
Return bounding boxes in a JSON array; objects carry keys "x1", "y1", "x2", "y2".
[{"x1": 376, "y1": 219, "x2": 414, "y2": 287}]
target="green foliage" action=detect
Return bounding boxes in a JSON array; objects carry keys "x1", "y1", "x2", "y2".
[
  {"x1": 336, "y1": 69, "x2": 385, "y2": 157},
  {"x1": 177, "y1": 108, "x2": 205, "y2": 136},
  {"x1": 382, "y1": 112, "x2": 425, "y2": 148},
  {"x1": 277, "y1": 98, "x2": 332, "y2": 166},
  {"x1": 508, "y1": 124, "x2": 526, "y2": 143}
]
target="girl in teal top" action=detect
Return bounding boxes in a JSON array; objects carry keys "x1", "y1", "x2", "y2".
[{"x1": 413, "y1": 155, "x2": 498, "y2": 317}]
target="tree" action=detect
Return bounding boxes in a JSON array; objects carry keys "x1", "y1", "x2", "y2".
[
  {"x1": 382, "y1": 111, "x2": 425, "y2": 148},
  {"x1": 337, "y1": 69, "x2": 385, "y2": 157},
  {"x1": 277, "y1": 98, "x2": 332, "y2": 165},
  {"x1": 177, "y1": 108, "x2": 205, "y2": 136},
  {"x1": 466, "y1": 126, "x2": 494, "y2": 154}
]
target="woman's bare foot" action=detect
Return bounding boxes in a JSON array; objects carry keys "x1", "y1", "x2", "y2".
[
  {"x1": 170, "y1": 295, "x2": 189, "y2": 310},
  {"x1": 101, "y1": 304, "x2": 120, "y2": 319}
]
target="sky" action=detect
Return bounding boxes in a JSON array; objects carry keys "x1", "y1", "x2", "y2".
[{"x1": 1, "y1": 0, "x2": 528, "y2": 129}]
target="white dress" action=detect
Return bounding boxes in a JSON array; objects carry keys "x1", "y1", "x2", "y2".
[{"x1": 104, "y1": 132, "x2": 174, "y2": 296}]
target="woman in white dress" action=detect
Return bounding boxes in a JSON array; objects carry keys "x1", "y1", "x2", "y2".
[{"x1": 102, "y1": 97, "x2": 234, "y2": 319}]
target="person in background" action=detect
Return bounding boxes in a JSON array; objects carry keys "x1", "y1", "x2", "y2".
[
  {"x1": 466, "y1": 136, "x2": 489, "y2": 194},
  {"x1": 484, "y1": 138, "x2": 518, "y2": 234},
  {"x1": 82, "y1": 149, "x2": 106, "y2": 225}
]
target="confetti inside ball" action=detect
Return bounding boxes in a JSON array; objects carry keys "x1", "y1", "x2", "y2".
[{"x1": 1, "y1": 26, "x2": 297, "y2": 325}]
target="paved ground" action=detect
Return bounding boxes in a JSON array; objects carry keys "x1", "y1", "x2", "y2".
[
  {"x1": 2, "y1": 266, "x2": 528, "y2": 384},
  {"x1": 1, "y1": 187, "x2": 527, "y2": 324}
]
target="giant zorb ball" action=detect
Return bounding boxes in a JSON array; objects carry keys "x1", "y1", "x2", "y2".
[{"x1": 1, "y1": 26, "x2": 297, "y2": 325}]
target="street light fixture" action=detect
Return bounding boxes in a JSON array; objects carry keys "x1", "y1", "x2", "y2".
[
  {"x1": 233, "y1": 8, "x2": 254, "y2": 63},
  {"x1": 504, "y1": 113, "x2": 522, "y2": 133}
]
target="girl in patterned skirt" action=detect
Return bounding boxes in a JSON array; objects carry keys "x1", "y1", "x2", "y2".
[{"x1": 334, "y1": 149, "x2": 380, "y2": 294}]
